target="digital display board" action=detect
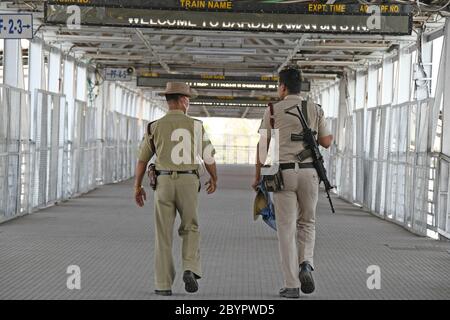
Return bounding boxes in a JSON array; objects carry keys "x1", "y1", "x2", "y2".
[
  {"x1": 194, "y1": 95, "x2": 273, "y2": 103},
  {"x1": 45, "y1": 1, "x2": 412, "y2": 35},
  {"x1": 190, "y1": 95, "x2": 272, "y2": 108},
  {"x1": 136, "y1": 73, "x2": 310, "y2": 92}
]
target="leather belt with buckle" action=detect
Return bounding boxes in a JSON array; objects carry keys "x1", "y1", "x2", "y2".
[
  {"x1": 156, "y1": 170, "x2": 198, "y2": 176},
  {"x1": 280, "y1": 163, "x2": 315, "y2": 170}
]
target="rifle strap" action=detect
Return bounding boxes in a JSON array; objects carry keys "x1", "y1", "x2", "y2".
[
  {"x1": 268, "y1": 103, "x2": 274, "y2": 129},
  {"x1": 269, "y1": 101, "x2": 308, "y2": 128},
  {"x1": 301, "y1": 100, "x2": 309, "y2": 126},
  {"x1": 298, "y1": 100, "x2": 312, "y2": 162}
]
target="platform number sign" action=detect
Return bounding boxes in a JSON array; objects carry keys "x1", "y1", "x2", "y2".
[
  {"x1": 104, "y1": 68, "x2": 132, "y2": 81},
  {"x1": 0, "y1": 14, "x2": 33, "y2": 39}
]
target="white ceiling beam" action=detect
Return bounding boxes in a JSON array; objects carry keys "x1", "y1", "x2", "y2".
[
  {"x1": 41, "y1": 25, "x2": 417, "y2": 42},
  {"x1": 138, "y1": 29, "x2": 417, "y2": 42},
  {"x1": 241, "y1": 107, "x2": 251, "y2": 118},
  {"x1": 84, "y1": 53, "x2": 149, "y2": 61},
  {"x1": 294, "y1": 53, "x2": 385, "y2": 60},
  {"x1": 135, "y1": 28, "x2": 171, "y2": 73},
  {"x1": 278, "y1": 35, "x2": 307, "y2": 72},
  {"x1": 45, "y1": 35, "x2": 133, "y2": 43},
  {"x1": 296, "y1": 61, "x2": 363, "y2": 66},
  {"x1": 252, "y1": 38, "x2": 275, "y2": 55},
  {"x1": 162, "y1": 60, "x2": 280, "y2": 67},
  {"x1": 42, "y1": 24, "x2": 407, "y2": 42}
]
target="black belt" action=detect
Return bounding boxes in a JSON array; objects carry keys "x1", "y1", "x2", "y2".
[
  {"x1": 156, "y1": 170, "x2": 198, "y2": 176},
  {"x1": 280, "y1": 163, "x2": 315, "y2": 170}
]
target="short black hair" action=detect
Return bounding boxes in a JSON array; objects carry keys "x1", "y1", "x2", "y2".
[
  {"x1": 165, "y1": 94, "x2": 188, "y2": 102},
  {"x1": 279, "y1": 67, "x2": 302, "y2": 94}
]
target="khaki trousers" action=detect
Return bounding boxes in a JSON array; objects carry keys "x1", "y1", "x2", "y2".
[
  {"x1": 153, "y1": 173, "x2": 201, "y2": 290},
  {"x1": 273, "y1": 168, "x2": 319, "y2": 288}
]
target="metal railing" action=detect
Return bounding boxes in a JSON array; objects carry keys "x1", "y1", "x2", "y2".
[
  {"x1": 208, "y1": 133, "x2": 259, "y2": 165},
  {"x1": 324, "y1": 99, "x2": 449, "y2": 238},
  {"x1": 435, "y1": 152, "x2": 450, "y2": 238},
  {"x1": 0, "y1": 85, "x2": 146, "y2": 223},
  {"x1": 2, "y1": 82, "x2": 448, "y2": 237},
  {"x1": 0, "y1": 85, "x2": 32, "y2": 221},
  {"x1": 32, "y1": 90, "x2": 68, "y2": 208}
]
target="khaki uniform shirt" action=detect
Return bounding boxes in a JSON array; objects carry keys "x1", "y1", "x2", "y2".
[
  {"x1": 259, "y1": 95, "x2": 331, "y2": 163},
  {"x1": 137, "y1": 110, "x2": 215, "y2": 171}
]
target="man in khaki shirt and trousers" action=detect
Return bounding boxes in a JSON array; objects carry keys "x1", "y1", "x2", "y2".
[
  {"x1": 134, "y1": 82, "x2": 218, "y2": 296},
  {"x1": 253, "y1": 67, "x2": 333, "y2": 298}
]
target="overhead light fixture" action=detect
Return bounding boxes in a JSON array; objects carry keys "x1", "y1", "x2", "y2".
[
  {"x1": 302, "y1": 73, "x2": 338, "y2": 79},
  {"x1": 193, "y1": 55, "x2": 244, "y2": 62},
  {"x1": 296, "y1": 60, "x2": 362, "y2": 66},
  {"x1": 194, "y1": 37, "x2": 243, "y2": 46},
  {"x1": 45, "y1": 35, "x2": 132, "y2": 43},
  {"x1": 85, "y1": 54, "x2": 146, "y2": 61},
  {"x1": 184, "y1": 47, "x2": 256, "y2": 55}
]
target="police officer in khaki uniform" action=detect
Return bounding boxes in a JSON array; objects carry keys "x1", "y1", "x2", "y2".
[
  {"x1": 253, "y1": 67, "x2": 333, "y2": 298},
  {"x1": 134, "y1": 82, "x2": 218, "y2": 296}
]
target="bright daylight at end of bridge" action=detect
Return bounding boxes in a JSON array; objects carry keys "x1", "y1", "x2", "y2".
[{"x1": 0, "y1": 0, "x2": 450, "y2": 314}]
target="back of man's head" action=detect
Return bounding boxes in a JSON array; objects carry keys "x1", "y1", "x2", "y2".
[
  {"x1": 165, "y1": 94, "x2": 187, "y2": 103},
  {"x1": 279, "y1": 67, "x2": 302, "y2": 95}
]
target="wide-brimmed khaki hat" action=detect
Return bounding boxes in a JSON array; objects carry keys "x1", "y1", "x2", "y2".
[{"x1": 158, "y1": 82, "x2": 198, "y2": 98}]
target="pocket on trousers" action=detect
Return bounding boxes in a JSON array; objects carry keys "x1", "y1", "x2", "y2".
[{"x1": 279, "y1": 170, "x2": 296, "y2": 192}]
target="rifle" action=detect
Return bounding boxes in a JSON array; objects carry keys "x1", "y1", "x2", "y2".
[{"x1": 285, "y1": 101, "x2": 336, "y2": 214}]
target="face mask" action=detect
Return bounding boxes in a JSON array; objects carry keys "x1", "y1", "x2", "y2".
[{"x1": 182, "y1": 97, "x2": 189, "y2": 111}]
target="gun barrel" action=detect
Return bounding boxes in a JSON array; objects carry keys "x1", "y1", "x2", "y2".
[{"x1": 326, "y1": 189, "x2": 336, "y2": 214}]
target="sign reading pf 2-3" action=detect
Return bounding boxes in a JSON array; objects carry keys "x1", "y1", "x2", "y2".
[{"x1": 0, "y1": 14, "x2": 33, "y2": 39}]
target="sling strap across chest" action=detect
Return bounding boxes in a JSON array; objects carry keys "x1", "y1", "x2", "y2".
[{"x1": 268, "y1": 101, "x2": 309, "y2": 129}]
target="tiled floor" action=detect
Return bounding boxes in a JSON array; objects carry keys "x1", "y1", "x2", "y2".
[{"x1": 1, "y1": 165, "x2": 449, "y2": 300}]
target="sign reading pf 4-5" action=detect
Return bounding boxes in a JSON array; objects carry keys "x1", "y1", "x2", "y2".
[{"x1": 0, "y1": 14, "x2": 33, "y2": 39}]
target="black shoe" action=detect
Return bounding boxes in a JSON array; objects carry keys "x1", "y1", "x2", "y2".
[
  {"x1": 183, "y1": 270, "x2": 199, "y2": 293},
  {"x1": 299, "y1": 262, "x2": 315, "y2": 294},
  {"x1": 155, "y1": 289, "x2": 172, "y2": 296},
  {"x1": 279, "y1": 287, "x2": 300, "y2": 299}
]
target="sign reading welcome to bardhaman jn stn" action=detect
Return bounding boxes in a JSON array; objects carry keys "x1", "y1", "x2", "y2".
[{"x1": 45, "y1": 0, "x2": 412, "y2": 35}]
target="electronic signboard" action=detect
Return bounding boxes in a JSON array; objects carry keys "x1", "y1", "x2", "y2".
[
  {"x1": 45, "y1": 1, "x2": 412, "y2": 35},
  {"x1": 136, "y1": 73, "x2": 310, "y2": 92}
]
